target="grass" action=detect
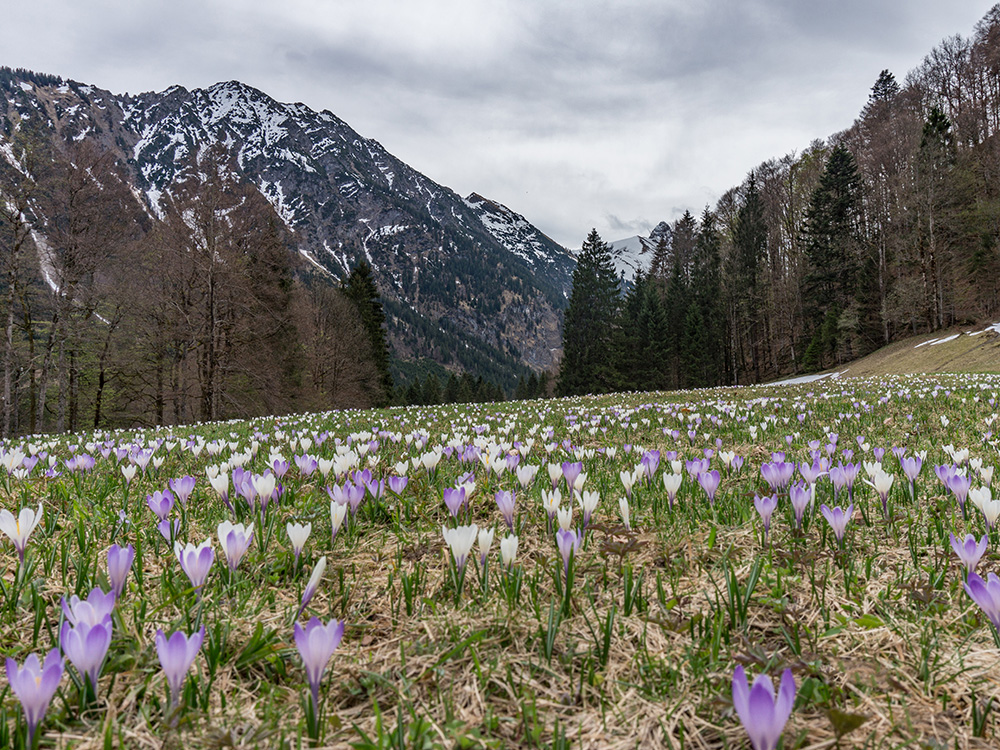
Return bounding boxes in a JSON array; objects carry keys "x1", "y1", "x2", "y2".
[
  {"x1": 817, "y1": 323, "x2": 1000, "y2": 379},
  {"x1": 0, "y1": 371, "x2": 998, "y2": 748}
]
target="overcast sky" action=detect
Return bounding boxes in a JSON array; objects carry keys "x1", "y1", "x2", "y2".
[{"x1": 6, "y1": 1, "x2": 997, "y2": 247}]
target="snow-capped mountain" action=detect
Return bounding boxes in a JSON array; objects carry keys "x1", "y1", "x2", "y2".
[
  {"x1": 589, "y1": 221, "x2": 672, "y2": 282},
  {"x1": 0, "y1": 69, "x2": 575, "y2": 377}
]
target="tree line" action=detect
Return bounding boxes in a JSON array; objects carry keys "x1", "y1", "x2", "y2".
[
  {"x1": 559, "y1": 7, "x2": 1000, "y2": 394},
  {"x1": 0, "y1": 136, "x2": 391, "y2": 436}
]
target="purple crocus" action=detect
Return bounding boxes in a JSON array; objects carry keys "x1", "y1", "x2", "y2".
[
  {"x1": 5, "y1": 649, "x2": 63, "y2": 746},
  {"x1": 556, "y1": 527, "x2": 582, "y2": 578},
  {"x1": 294, "y1": 617, "x2": 346, "y2": 710},
  {"x1": 155, "y1": 626, "x2": 205, "y2": 710},
  {"x1": 561, "y1": 461, "x2": 583, "y2": 492},
  {"x1": 964, "y1": 572, "x2": 1000, "y2": 632},
  {"x1": 217, "y1": 521, "x2": 254, "y2": 572},
  {"x1": 168, "y1": 476, "x2": 197, "y2": 507},
  {"x1": 62, "y1": 587, "x2": 116, "y2": 627},
  {"x1": 174, "y1": 539, "x2": 214, "y2": 594},
  {"x1": 948, "y1": 472, "x2": 973, "y2": 514},
  {"x1": 60, "y1": 617, "x2": 112, "y2": 696},
  {"x1": 295, "y1": 453, "x2": 318, "y2": 477},
  {"x1": 387, "y1": 475, "x2": 408, "y2": 495},
  {"x1": 901, "y1": 456, "x2": 922, "y2": 499},
  {"x1": 820, "y1": 503, "x2": 854, "y2": 548},
  {"x1": 443, "y1": 487, "x2": 466, "y2": 519},
  {"x1": 107, "y1": 543, "x2": 136, "y2": 599},
  {"x1": 495, "y1": 490, "x2": 516, "y2": 532},
  {"x1": 146, "y1": 489, "x2": 175, "y2": 522},
  {"x1": 788, "y1": 483, "x2": 810, "y2": 529},
  {"x1": 698, "y1": 469, "x2": 721, "y2": 505},
  {"x1": 157, "y1": 518, "x2": 181, "y2": 543},
  {"x1": 732, "y1": 665, "x2": 796, "y2": 750},
  {"x1": 761, "y1": 461, "x2": 794, "y2": 493},
  {"x1": 950, "y1": 533, "x2": 988, "y2": 575},
  {"x1": 753, "y1": 494, "x2": 779, "y2": 544}
]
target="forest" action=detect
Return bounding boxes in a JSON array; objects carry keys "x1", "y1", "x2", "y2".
[
  {"x1": 559, "y1": 9, "x2": 1000, "y2": 396},
  {"x1": 0, "y1": 137, "x2": 391, "y2": 437}
]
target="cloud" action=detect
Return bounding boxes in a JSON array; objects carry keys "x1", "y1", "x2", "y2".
[{"x1": 3, "y1": 0, "x2": 996, "y2": 247}]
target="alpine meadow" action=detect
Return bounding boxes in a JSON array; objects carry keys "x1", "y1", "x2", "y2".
[{"x1": 2, "y1": 4, "x2": 1000, "y2": 750}]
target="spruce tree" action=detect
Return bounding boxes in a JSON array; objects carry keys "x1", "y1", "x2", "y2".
[
  {"x1": 343, "y1": 261, "x2": 393, "y2": 405},
  {"x1": 801, "y1": 145, "x2": 863, "y2": 367},
  {"x1": 558, "y1": 229, "x2": 621, "y2": 396}
]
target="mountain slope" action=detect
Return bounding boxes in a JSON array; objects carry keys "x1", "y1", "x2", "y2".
[{"x1": 0, "y1": 70, "x2": 576, "y2": 384}]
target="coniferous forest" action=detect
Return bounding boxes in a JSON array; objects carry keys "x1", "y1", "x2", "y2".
[{"x1": 559, "y1": 11, "x2": 1000, "y2": 396}]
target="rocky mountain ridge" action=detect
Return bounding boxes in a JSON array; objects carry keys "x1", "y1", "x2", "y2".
[{"x1": 0, "y1": 69, "x2": 577, "y2": 381}]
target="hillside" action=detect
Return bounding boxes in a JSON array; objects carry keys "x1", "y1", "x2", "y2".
[{"x1": 774, "y1": 321, "x2": 1000, "y2": 385}]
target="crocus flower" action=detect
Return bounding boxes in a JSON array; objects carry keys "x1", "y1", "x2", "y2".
[
  {"x1": 217, "y1": 521, "x2": 254, "y2": 572},
  {"x1": 107, "y1": 543, "x2": 135, "y2": 599},
  {"x1": 732, "y1": 665, "x2": 796, "y2": 750},
  {"x1": 556, "y1": 505, "x2": 573, "y2": 532},
  {"x1": 662, "y1": 472, "x2": 682, "y2": 508},
  {"x1": 965, "y1": 572, "x2": 1000, "y2": 632},
  {"x1": 0, "y1": 503, "x2": 43, "y2": 563},
  {"x1": 156, "y1": 626, "x2": 205, "y2": 710},
  {"x1": 174, "y1": 539, "x2": 214, "y2": 594},
  {"x1": 788, "y1": 483, "x2": 810, "y2": 529},
  {"x1": 820, "y1": 503, "x2": 853, "y2": 547},
  {"x1": 698, "y1": 470, "x2": 721, "y2": 505},
  {"x1": 761, "y1": 461, "x2": 795, "y2": 493},
  {"x1": 561, "y1": 461, "x2": 583, "y2": 492},
  {"x1": 60, "y1": 617, "x2": 112, "y2": 695},
  {"x1": 578, "y1": 490, "x2": 600, "y2": 529},
  {"x1": 869, "y1": 470, "x2": 894, "y2": 519},
  {"x1": 556, "y1": 527, "x2": 582, "y2": 578},
  {"x1": 950, "y1": 533, "x2": 988, "y2": 575},
  {"x1": 754, "y1": 494, "x2": 779, "y2": 544},
  {"x1": 294, "y1": 617, "x2": 345, "y2": 711},
  {"x1": 387, "y1": 475, "x2": 408, "y2": 495},
  {"x1": 330, "y1": 500, "x2": 348, "y2": 544},
  {"x1": 5, "y1": 649, "x2": 63, "y2": 746},
  {"x1": 443, "y1": 487, "x2": 466, "y2": 519},
  {"x1": 168, "y1": 476, "x2": 197, "y2": 507},
  {"x1": 478, "y1": 527, "x2": 495, "y2": 568},
  {"x1": 296, "y1": 556, "x2": 327, "y2": 619},
  {"x1": 541, "y1": 489, "x2": 562, "y2": 525},
  {"x1": 287, "y1": 522, "x2": 311, "y2": 565},
  {"x1": 619, "y1": 496, "x2": 631, "y2": 531},
  {"x1": 500, "y1": 534, "x2": 519, "y2": 569},
  {"x1": 442, "y1": 524, "x2": 478, "y2": 570},
  {"x1": 157, "y1": 518, "x2": 181, "y2": 543},
  {"x1": 495, "y1": 490, "x2": 516, "y2": 532},
  {"x1": 146, "y1": 489, "x2": 175, "y2": 522},
  {"x1": 62, "y1": 587, "x2": 116, "y2": 627}
]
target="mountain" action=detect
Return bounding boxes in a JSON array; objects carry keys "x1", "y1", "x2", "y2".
[
  {"x1": 0, "y1": 70, "x2": 576, "y2": 385},
  {"x1": 591, "y1": 221, "x2": 672, "y2": 281}
]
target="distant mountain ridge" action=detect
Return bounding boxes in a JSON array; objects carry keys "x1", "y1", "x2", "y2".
[{"x1": 0, "y1": 70, "x2": 577, "y2": 382}]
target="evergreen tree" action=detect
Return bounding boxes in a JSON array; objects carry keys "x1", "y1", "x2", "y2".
[
  {"x1": 343, "y1": 261, "x2": 393, "y2": 405},
  {"x1": 801, "y1": 145, "x2": 863, "y2": 367},
  {"x1": 686, "y1": 208, "x2": 725, "y2": 385},
  {"x1": 557, "y1": 229, "x2": 621, "y2": 396},
  {"x1": 661, "y1": 256, "x2": 689, "y2": 389},
  {"x1": 422, "y1": 373, "x2": 442, "y2": 405},
  {"x1": 613, "y1": 271, "x2": 649, "y2": 390},
  {"x1": 726, "y1": 173, "x2": 767, "y2": 383}
]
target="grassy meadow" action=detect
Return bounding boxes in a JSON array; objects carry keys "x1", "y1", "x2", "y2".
[{"x1": 1, "y1": 372, "x2": 1000, "y2": 749}]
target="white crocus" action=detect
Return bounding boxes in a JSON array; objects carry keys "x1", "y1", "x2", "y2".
[
  {"x1": 442, "y1": 524, "x2": 479, "y2": 569},
  {"x1": 500, "y1": 534, "x2": 519, "y2": 568},
  {"x1": 618, "y1": 496, "x2": 631, "y2": 531},
  {"x1": 0, "y1": 504, "x2": 43, "y2": 562}
]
